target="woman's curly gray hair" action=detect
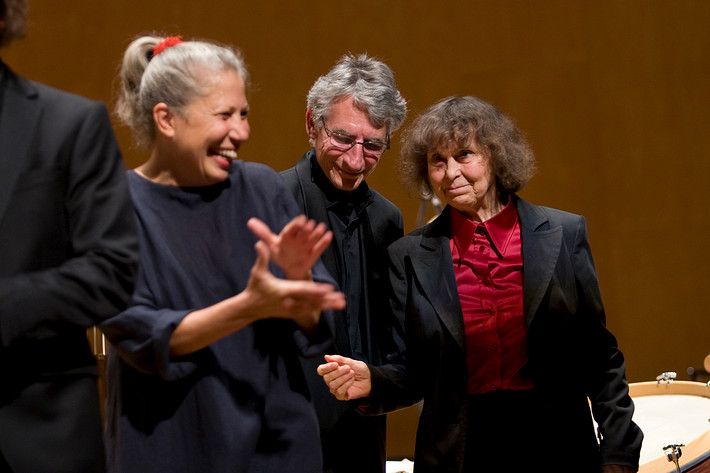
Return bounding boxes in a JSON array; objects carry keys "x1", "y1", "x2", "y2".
[{"x1": 399, "y1": 95, "x2": 536, "y2": 197}]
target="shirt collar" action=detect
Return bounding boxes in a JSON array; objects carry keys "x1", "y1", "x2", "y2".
[{"x1": 450, "y1": 195, "x2": 519, "y2": 258}]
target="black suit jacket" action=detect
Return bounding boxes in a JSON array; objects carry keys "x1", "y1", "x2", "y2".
[
  {"x1": 281, "y1": 151, "x2": 404, "y2": 473},
  {"x1": 370, "y1": 196, "x2": 643, "y2": 473},
  {"x1": 0, "y1": 63, "x2": 138, "y2": 473}
]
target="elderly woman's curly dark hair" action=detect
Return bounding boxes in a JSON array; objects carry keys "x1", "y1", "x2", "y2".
[
  {"x1": 0, "y1": 0, "x2": 29, "y2": 47},
  {"x1": 399, "y1": 95, "x2": 536, "y2": 198}
]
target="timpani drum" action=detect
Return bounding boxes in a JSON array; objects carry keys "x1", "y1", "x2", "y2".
[{"x1": 630, "y1": 379, "x2": 710, "y2": 472}]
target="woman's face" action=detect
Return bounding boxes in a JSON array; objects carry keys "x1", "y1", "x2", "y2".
[
  {"x1": 427, "y1": 138, "x2": 499, "y2": 222},
  {"x1": 169, "y1": 69, "x2": 250, "y2": 186}
]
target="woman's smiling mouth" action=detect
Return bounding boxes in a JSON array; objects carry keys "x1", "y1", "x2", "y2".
[{"x1": 212, "y1": 148, "x2": 238, "y2": 161}]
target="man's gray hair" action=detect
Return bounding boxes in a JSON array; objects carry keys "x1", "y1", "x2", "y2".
[{"x1": 307, "y1": 53, "x2": 407, "y2": 141}]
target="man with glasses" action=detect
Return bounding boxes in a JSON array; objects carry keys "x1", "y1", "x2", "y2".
[{"x1": 281, "y1": 53, "x2": 407, "y2": 473}]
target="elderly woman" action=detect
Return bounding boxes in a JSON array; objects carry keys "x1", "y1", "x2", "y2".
[
  {"x1": 318, "y1": 96, "x2": 643, "y2": 473},
  {"x1": 100, "y1": 35, "x2": 345, "y2": 473}
]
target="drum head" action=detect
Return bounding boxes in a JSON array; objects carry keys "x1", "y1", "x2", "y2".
[{"x1": 629, "y1": 381, "x2": 710, "y2": 473}]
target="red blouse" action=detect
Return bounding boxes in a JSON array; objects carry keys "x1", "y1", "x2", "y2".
[{"x1": 449, "y1": 200, "x2": 534, "y2": 394}]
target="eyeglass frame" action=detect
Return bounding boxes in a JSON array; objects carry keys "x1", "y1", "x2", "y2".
[{"x1": 320, "y1": 117, "x2": 390, "y2": 157}]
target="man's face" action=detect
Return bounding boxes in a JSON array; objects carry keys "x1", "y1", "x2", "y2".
[{"x1": 307, "y1": 96, "x2": 388, "y2": 192}]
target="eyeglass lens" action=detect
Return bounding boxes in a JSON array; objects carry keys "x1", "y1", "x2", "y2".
[{"x1": 322, "y1": 118, "x2": 388, "y2": 155}]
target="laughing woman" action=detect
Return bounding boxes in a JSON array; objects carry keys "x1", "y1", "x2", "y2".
[{"x1": 100, "y1": 36, "x2": 345, "y2": 473}]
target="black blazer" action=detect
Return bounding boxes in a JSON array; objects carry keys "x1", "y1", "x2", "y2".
[
  {"x1": 0, "y1": 63, "x2": 138, "y2": 472},
  {"x1": 370, "y1": 196, "x2": 642, "y2": 472}
]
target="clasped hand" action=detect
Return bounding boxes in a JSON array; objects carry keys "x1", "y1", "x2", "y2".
[{"x1": 317, "y1": 354, "x2": 372, "y2": 401}]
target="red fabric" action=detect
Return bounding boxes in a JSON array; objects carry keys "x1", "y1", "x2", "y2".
[
  {"x1": 152, "y1": 36, "x2": 184, "y2": 56},
  {"x1": 449, "y1": 200, "x2": 533, "y2": 394}
]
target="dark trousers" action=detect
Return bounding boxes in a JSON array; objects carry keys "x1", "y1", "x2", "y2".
[{"x1": 321, "y1": 408, "x2": 386, "y2": 473}]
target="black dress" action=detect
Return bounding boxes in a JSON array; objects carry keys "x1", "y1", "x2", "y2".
[{"x1": 101, "y1": 161, "x2": 335, "y2": 473}]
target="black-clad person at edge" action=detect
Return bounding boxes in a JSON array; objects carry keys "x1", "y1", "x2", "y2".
[{"x1": 0, "y1": 1, "x2": 138, "y2": 471}]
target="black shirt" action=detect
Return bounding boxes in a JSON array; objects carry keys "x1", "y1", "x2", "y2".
[{"x1": 311, "y1": 155, "x2": 374, "y2": 360}]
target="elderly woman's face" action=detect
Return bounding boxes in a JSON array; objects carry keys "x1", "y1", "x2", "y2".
[
  {"x1": 167, "y1": 69, "x2": 250, "y2": 186},
  {"x1": 427, "y1": 138, "x2": 499, "y2": 222}
]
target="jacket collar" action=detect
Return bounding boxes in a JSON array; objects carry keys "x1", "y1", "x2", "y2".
[
  {"x1": 412, "y1": 206, "x2": 467, "y2": 354},
  {"x1": 514, "y1": 195, "x2": 563, "y2": 326},
  {"x1": 411, "y1": 196, "x2": 564, "y2": 352}
]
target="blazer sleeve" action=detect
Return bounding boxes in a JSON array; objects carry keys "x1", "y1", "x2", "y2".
[
  {"x1": 572, "y1": 217, "x2": 643, "y2": 467},
  {"x1": 0, "y1": 99, "x2": 138, "y2": 348},
  {"x1": 365, "y1": 240, "x2": 420, "y2": 414}
]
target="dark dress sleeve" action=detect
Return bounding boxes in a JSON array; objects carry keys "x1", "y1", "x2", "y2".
[{"x1": 100, "y1": 272, "x2": 193, "y2": 381}]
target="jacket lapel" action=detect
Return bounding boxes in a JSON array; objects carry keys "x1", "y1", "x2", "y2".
[
  {"x1": 409, "y1": 198, "x2": 564, "y2": 353},
  {"x1": 411, "y1": 208, "x2": 466, "y2": 355},
  {"x1": 0, "y1": 66, "x2": 40, "y2": 223},
  {"x1": 516, "y1": 197, "x2": 563, "y2": 327},
  {"x1": 292, "y1": 152, "x2": 339, "y2": 278}
]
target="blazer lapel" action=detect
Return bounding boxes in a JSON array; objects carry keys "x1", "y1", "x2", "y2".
[
  {"x1": 411, "y1": 208, "x2": 466, "y2": 355},
  {"x1": 516, "y1": 197, "x2": 563, "y2": 327},
  {"x1": 292, "y1": 153, "x2": 339, "y2": 278},
  {"x1": 0, "y1": 66, "x2": 40, "y2": 223}
]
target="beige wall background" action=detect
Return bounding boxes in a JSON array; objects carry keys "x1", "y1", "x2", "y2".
[{"x1": 3, "y1": 1, "x2": 709, "y2": 448}]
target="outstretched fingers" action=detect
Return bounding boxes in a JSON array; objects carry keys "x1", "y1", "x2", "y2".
[
  {"x1": 248, "y1": 215, "x2": 333, "y2": 281},
  {"x1": 247, "y1": 217, "x2": 277, "y2": 247}
]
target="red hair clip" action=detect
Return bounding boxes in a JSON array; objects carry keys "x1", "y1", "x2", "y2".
[{"x1": 152, "y1": 36, "x2": 184, "y2": 57}]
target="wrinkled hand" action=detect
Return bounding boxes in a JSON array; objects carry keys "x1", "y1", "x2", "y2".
[
  {"x1": 247, "y1": 216, "x2": 332, "y2": 281},
  {"x1": 317, "y1": 354, "x2": 372, "y2": 401},
  {"x1": 245, "y1": 240, "x2": 345, "y2": 329}
]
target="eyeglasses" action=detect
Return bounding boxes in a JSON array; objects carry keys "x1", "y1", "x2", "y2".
[{"x1": 321, "y1": 117, "x2": 390, "y2": 157}]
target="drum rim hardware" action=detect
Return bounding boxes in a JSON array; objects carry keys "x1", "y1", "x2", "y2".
[
  {"x1": 662, "y1": 443, "x2": 684, "y2": 473},
  {"x1": 656, "y1": 371, "x2": 678, "y2": 385}
]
